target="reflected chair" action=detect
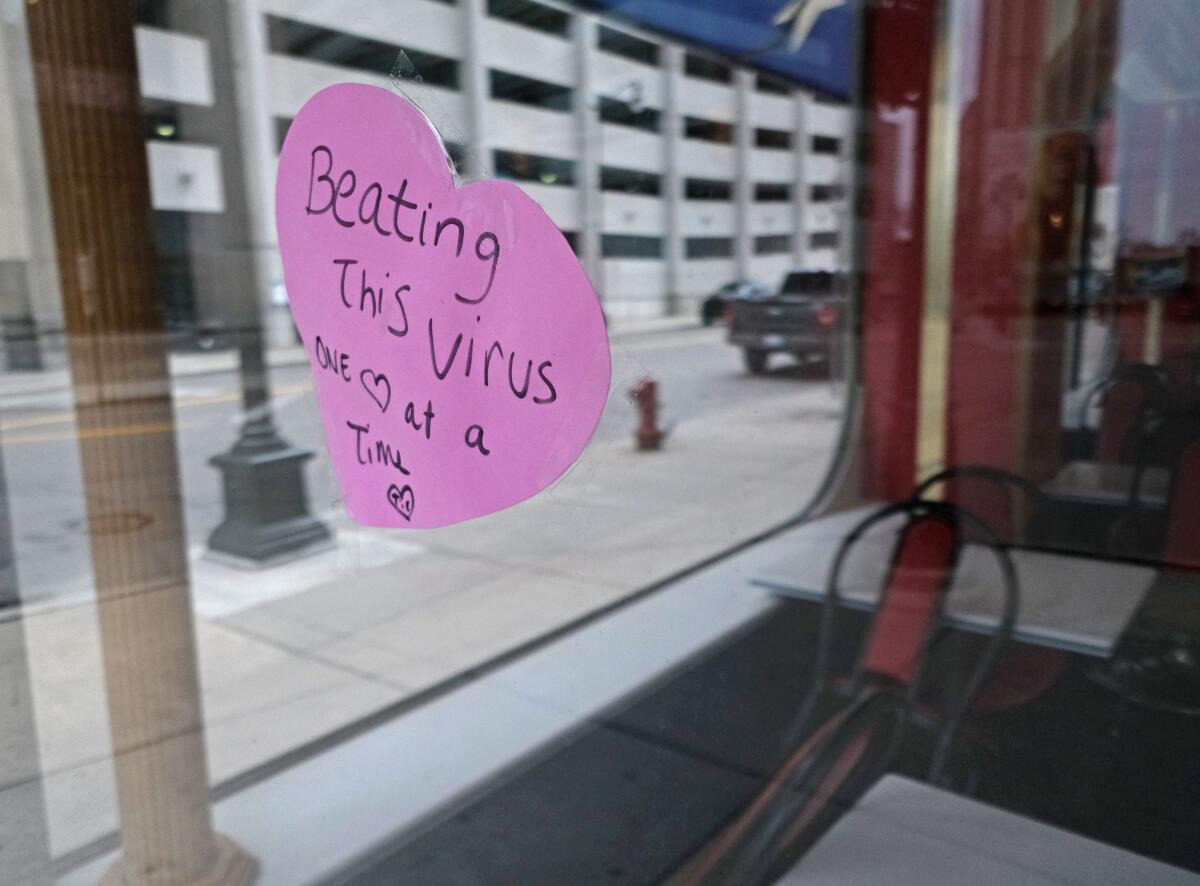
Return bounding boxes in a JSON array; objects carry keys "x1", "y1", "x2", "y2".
[
  {"x1": 1159, "y1": 351, "x2": 1200, "y2": 411},
  {"x1": 1086, "y1": 363, "x2": 1171, "y2": 465},
  {"x1": 667, "y1": 499, "x2": 1016, "y2": 886},
  {"x1": 1090, "y1": 437, "x2": 1200, "y2": 715},
  {"x1": 806, "y1": 499, "x2": 1017, "y2": 780},
  {"x1": 913, "y1": 465, "x2": 1063, "y2": 714},
  {"x1": 1109, "y1": 416, "x2": 1200, "y2": 561},
  {"x1": 913, "y1": 464, "x2": 1048, "y2": 546},
  {"x1": 666, "y1": 688, "x2": 906, "y2": 886}
]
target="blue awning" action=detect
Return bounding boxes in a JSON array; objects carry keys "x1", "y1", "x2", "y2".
[{"x1": 576, "y1": 0, "x2": 852, "y2": 99}]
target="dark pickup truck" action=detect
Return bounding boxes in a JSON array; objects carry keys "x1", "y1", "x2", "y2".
[{"x1": 728, "y1": 270, "x2": 845, "y2": 375}]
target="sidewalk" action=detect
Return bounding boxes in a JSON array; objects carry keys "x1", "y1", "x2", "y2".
[{"x1": 8, "y1": 376, "x2": 843, "y2": 862}]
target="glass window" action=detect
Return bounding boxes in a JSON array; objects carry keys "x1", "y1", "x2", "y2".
[
  {"x1": 683, "y1": 51, "x2": 731, "y2": 83},
  {"x1": 684, "y1": 176, "x2": 733, "y2": 201},
  {"x1": 144, "y1": 104, "x2": 181, "y2": 141},
  {"x1": 489, "y1": 68, "x2": 572, "y2": 111},
  {"x1": 810, "y1": 133, "x2": 841, "y2": 155},
  {"x1": 683, "y1": 115, "x2": 734, "y2": 144},
  {"x1": 754, "y1": 234, "x2": 791, "y2": 255},
  {"x1": 685, "y1": 236, "x2": 733, "y2": 259},
  {"x1": 597, "y1": 96, "x2": 660, "y2": 133},
  {"x1": 493, "y1": 149, "x2": 575, "y2": 186},
  {"x1": 755, "y1": 72, "x2": 792, "y2": 95},
  {"x1": 266, "y1": 15, "x2": 459, "y2": 87},
  {"x1": 486, "y1": 0, "x2": 570, "y2": 36},
  {"x1": 153, "y1": 210, "x2": 197, "y2": 329},
  {"x1": 445, "y1": 140, "x2": 467, "y2": 174},
  {"x1": 810, "y1": 182, "x2": 844, "y2": 202},
  {"x1": 135, "y1": 0, "x2": 169, "y2": 27},
  {"x1": 599, "y1": 165, "x2": 661, "y2": 196},
  {"x1": 14, "y1": 4, "x2": 1200, "y2": 886},
  {"x1": 601, "y1": 233, "x2": 663, "y2": 258},
  {"x1": 755, "y1": 127, "x2": 792, "y2": 150},
  {"x1": 273, "y1": 116, "x2": 293, "y2": 153},
  {"x1": 754, "y1": 182, "x2": 792, "y2": 202},
  {"x1": 596, "y1": 24, "x2": 659, "y2": 66}
]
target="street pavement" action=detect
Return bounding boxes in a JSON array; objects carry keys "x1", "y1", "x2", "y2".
[{"x1": 0, "y1": 319, "x2": 846, "y2": 860}]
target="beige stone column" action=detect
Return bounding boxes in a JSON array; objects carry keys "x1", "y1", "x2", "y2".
[
  {"x1": 574, "y1": 14, "x2": 603, "y2": 299},
  {"x1": 662, "y1": 44, "x2": 685, "y2": 315},
  {"x1": 25, "y1": 2, "x2": 255, "y2": 883}
]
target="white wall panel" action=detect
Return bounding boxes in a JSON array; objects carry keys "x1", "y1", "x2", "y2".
[
  {"x1": 806, "y1": 101, "x2": 849, "y2": 136},
  {"x1": 748, "y1": 92, "x2": 793, "y2": 128},
  {"x1": 674, "y1": 76, "x2": 735, "y2": 121},
  {"x1": 484, "y1": 102, "x2": 577, "y2": 160},
  {"x1": 135, "y1": 27, "x2": 213, "y2": 106},
  {"x1": 804, "y1": 154, "x2": 842, "y2": 184},
  {"x1": 749, "y1": 254, "x2": 793, "y2": 283},
  {"x1": 680, "y1": 258, "x2": 735, "y2": 296},
  {"x1": 602, "y1": 193, "x2": 666, "y2": 235},
  {"x1": 806, "y1": 203, "x2": 840, "y2": 232},
  {"x1": 806, "y1": 248, "x2": 841, "y2": 270},
  {"x1": 146, "y1": 141, "x2": 224, "y2": 213},
  {"x1": 601, "y1": 259, "x2": 667, "y2": 302},
  {"x1": 678, "y1": 141, "x2": 735, "y2": 180},
  {"x1": 749, "y1": 149, "x2": 793, "y2": 181},
  {"x1": 483, "y1": 19, "x2": 574, "y2": 85},
  {"x1": 747, "y1": 205, "x2": 792, "y2": 236},
  {"x1": 520, "y1": 182, "x2": 580, "y2": 229},
  {"x1": 598, "y1": 126, "x2": 664, "y2": 172},
  {"x1": 591, "y1": 52, "x2": 665, "y2": 110},
  {"x1": 679, "y1": 201, "x2": 735, "y2": 237}
]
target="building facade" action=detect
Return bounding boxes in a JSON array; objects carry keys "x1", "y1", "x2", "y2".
[{"x1": 0, "y1": 0, "x2": 850, "y2": 353}]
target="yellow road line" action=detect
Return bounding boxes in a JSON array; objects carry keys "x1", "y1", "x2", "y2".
[
  {"x1": 0, "y1": 381, "x2": 312, "y2": 433},
  {"x1": 4, "y1": 421, "x2": 203, "y2": 446}
]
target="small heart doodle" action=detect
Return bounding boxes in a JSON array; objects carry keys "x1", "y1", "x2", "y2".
[
  {"x1": 360, "y1": 369, "x2": 391, "y2": 413},
  {"x1": 387, "y1": 483, "x2": 415, "y2": 521}
]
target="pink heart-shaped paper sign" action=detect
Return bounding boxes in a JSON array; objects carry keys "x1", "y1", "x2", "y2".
[{"x1": 276, "y1": 83, "x2": 611, "y2": 528}]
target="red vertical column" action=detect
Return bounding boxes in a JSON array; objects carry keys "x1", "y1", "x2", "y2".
[
  {"x1": 859, "y1": 0, "x2": 936, "y2": 500},
  {"x1": 1161, "y1": 105, "x2": 1200, "y2": 364},
  {"x1": 944, "y1": 0, "x2": 1046, "y2": 473}
]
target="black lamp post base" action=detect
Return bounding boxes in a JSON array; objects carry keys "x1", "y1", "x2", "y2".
[{"x1": 207, "y1": 442, "x2": 331, "y2": 565}]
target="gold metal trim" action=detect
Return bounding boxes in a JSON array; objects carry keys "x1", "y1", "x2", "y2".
[{"x1": 916, "y1": 0, "x2": 957, "y2": 489}]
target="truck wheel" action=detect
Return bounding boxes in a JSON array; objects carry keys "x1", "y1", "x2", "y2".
[{"x1": 744, "y1": 348, "x2": 769, "y2": 375}]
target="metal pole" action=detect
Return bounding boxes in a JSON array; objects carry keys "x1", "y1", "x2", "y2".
[{"x1": 181, "y1": 0, "x2": 330, "y2": 564}]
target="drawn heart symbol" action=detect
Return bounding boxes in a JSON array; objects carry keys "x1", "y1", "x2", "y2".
[
  {"x1": 359, "y1": 368, "x2": 391, "y2": 413},
  {"x1": 386, "y1": 483, "x2": 415, "y2": 521},
  {"x1": 276, "y1": 83, "x2": 611, "y2": 528}
]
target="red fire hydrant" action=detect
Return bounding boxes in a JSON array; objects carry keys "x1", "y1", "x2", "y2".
[{"x1": 629, "y1": 377, "x2": 665, "y2": 451}]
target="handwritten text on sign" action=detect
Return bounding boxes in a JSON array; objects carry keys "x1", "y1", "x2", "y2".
[{"x1": 276, "y1": 84, "x2": 611, "y2": 528}]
